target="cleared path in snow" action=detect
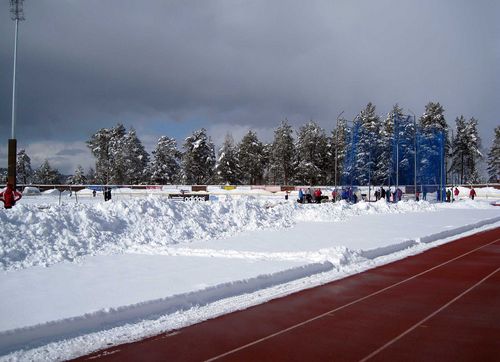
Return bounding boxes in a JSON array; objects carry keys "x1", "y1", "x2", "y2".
[{"x1": 77, "y1": 227, "x2": 500, "y2": 361}]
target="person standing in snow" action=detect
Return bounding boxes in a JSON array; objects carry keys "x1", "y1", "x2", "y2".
[
  {"x1": 298, "y1": 188, "x2": 304, "y2": 203},
  {"x1": 454, "y1": 187, "x2": 459, "y2": 201},
  {"x1": 396, "y1": 188, "x2": 403, "y2": 202},
  {"x1": 314, "y1": 188, "x2": 322, "y2": 203},
  {"x1": 305, "y1": 188, "x2": 312, "y2": 203},
  {"x1": 0, "y1": 184, "x2": 22, "y2": 209},
  {"x1": 469, "y1": 187, "x2": 476, "y2": 200},
  {"x1": 381, "y1": 187, "x2": 386, "y2": 200},
  {"x1": 446, "y1": 189, "x2": 452, "y2": 202},
  {"x1": 332, "y1": 189, "x2": 337, "y2": 202}
]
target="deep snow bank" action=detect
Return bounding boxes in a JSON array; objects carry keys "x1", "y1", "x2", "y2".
[
  {"x1": 0, "y1": 197, "x2": 294, "y2": 270},
  {"x1": 0, "y1": 197, "x2": 493, "y2": 271}
]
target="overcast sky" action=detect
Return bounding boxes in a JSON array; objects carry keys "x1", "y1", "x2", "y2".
[{"x1": 1, "y1": 0, "x2": 499, "y2": 174}]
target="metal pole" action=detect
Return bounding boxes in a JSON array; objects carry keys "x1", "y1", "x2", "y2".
[
  {"x1": 409, "y1": 110, "x2": 417, "y2": 200},
  {"x1": 11, "y1": 18, "x2": 18, "y2": 139},
  {"x1": 8, "y1": 1, "x2": 24, "y2": 189},
  {"x1": 7, "y1": 18, "x2": 19, "y2": 187},
  {"x1": 334, "y1": 110, "x2": 344, "y2": 190},
  {"x1": 414, "y1": 115, "x2": 417, "y2": 200}
]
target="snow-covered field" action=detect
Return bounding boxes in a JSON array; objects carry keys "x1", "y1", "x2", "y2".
[{"x1": 0, "y1": 188, "x2": 499, "y2": 361}]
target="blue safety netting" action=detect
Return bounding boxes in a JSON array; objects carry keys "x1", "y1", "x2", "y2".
[{"x1": 340, "y1": 114, "x2": 446, "y2": 201}]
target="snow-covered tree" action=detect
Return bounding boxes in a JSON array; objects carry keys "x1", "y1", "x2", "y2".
[
  {"x1": 16, "y1": 149, "x2": 32, "y2": 184},
  {"x1": 149, "y1": 136, "x2": 181, "y2": 184},
  {"x1": 87, "y1": 124, "x2": 149, "y2": 184},
  {"x1": 67, "y1": 165, "x2": 87, "y2": 185},
  {"x1": 120, "y1": 128, "x2": 150, "y2": 184},
  {"x1": 450, "y1": 116, "x2": 482, "y2": 184},
  {"x1": 376, "y1": 106, "x2": 398, "y2": 186},
  {"x1": 87, "y1": 124, "x2": 125, "y2": 184},
  {"x1": 181, "y1": 128, "x2": 216, "y2": 184},
  {"x1": 295, "y1": 121, "x2": 328, "y2": 185},
  {"x1": 238, "y1": 130, "x2": 266, "y2": 185},
  {"x1": 487, "y1": 126, "x2": 500, "y2": 183},
  {"x1": 418, "y1": 102, "x2": 448, "y2": 185},
  {"x1": 334, "y1": 119, "x2": 351, "y2": 186},
  {"x1": 215, "y1": 134, "x2": 241, "y2": 184},
  {"x1": 269, "y1": 120, "x2": 296, "y2": 185},
  {"x1": 394, "y1": 111, "x2": 416, "y2": 187},
  {"x1": 354, "y1": 103, "x2": 381, "y2": 185},
  {"x1": 419, "y1": 102, "x2": 447, "y2": 132},
  {"x1": 34, "y1": 160, "x2": 62, "y2": 184}
]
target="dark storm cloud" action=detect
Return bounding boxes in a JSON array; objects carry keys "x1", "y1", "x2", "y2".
[{"x1": 1, "y1": 0, "x2": 499, "y2": 172}]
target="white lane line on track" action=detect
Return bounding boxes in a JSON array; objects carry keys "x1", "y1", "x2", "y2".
[
  {"x1": 360, "y1": 265, "x2": 500, "y2": 362},
  {"x1": 204, "y1": 236, "x2": 500, "y2": 362}
]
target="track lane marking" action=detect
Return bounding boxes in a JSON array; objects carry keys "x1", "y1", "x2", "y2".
[
  {"x1": 360, "y1": 266, "x2": 500, "y2": 361},
  {"x1": 204, "y1": 236, "x2": 500, "y2": 362}
]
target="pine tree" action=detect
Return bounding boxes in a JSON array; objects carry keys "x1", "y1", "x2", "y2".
[
  {"x1": 68, "y1": 165, "x2": 87, "y2": 185},
  {"x1": 295, "y1": 121, "x2": 328, "y2": 185},
  {"x1": 238, "y1": 130, "x2": 266, "y2": 185},
  {"x1": 120, "y1": 128, "x2": 150, "y2": 184},
  {"x1": 215, "y1": 134, "x2": 241, "y2": 184},
  {"x1": 376, "y1": 106, "x2": 398, "y2": 186},
  {"x1": 354, "y1": 103, "x2": 381, "y2": 186},
  {"x1": 181, "y1": 128, "x2": 216, "y2": 184},
  {"x1": 418, "y1": 102, "x2": 448, "y2": 186},
  {"x1": 394, "y1": 112, "x2": 416, "y2": 186},
  {"x1": 34, "y1": 160, "x2": 62, "y2": 184},
  {"x1": 16, "y1": 149, "x2": 32, "y2": 184},
  {"x1": 87, "y1": 124, "x2": 150, "y2": 185},
  {"x1": 87, "y1": 124, "x2": 125, "y2": 184},
  {"x1": 335, "y1": 119, "x2": 350, "y2": 186},
  {"x1": 107, "y1": 124, "x2": 128, "y2": 184},
  {"x1": 149, "y1": 136, "x2": 181, "y2": 184},
  {"x1": 464, "y1": 117, "x2": 482, "y2": 183},
  {"x1": 270, "y1": 120, "x2": 296, "y2": 185},
  {"x1": 487, "y1": 126, "x2": 500, "y2": 183},
  {"x1": 450, "y1": 116, "x2": 482, "y2": 184},
  {"x1": 419, "y1": 102, "x2": 447, "y2": 131}
]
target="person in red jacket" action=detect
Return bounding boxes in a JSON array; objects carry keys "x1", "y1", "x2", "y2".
[
  {"x1": 314, "y1": 188, "x2": 322, "y2": 203},
  {"x1": 469, "y1": 187, "x2": 477, "y2": 200},
  {"x1": 0, "y1": 184, "x2": 22, "y2": 209}
]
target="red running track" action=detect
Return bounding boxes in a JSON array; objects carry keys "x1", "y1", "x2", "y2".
[{"x1": 77, "y1": 227, "x2": 500, "y2": 362}]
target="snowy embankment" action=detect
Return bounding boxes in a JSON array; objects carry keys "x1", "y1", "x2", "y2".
[{"x1": 0, "y1": 196, "x2": 499, "y2": 359}]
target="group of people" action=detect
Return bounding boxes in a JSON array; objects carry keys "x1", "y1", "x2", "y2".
[
  {"x1": 445, "y1": 186, "x2": 477, "y2": 202},
  {"x1": 298, "y1": 188, "x2": 324, "y2": 203}
]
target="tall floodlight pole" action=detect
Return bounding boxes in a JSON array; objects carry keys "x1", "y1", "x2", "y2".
[
  {"x1": 394, "y1": 113, "x2": 399, "y2": 189},
  {"x1": 409, "y1": 110, "x2": 417, "y2": 200},
  {"x1": 334, "y1": 110, "x2": 344, "y2": 190},
  {"x1": 8, "y1": 0, "x2": 25, "y2": 189}
]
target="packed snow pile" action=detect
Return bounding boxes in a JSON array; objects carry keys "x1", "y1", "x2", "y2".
[
  {"x1": 0, "y1": 197, "x2": 440, "y2": 271},
  {"x1": 0, "y1": 196, "x2": 290, "y2": 270},
  {"x1": 1, "y1": 196, "x2": 498, "y2": 272}
]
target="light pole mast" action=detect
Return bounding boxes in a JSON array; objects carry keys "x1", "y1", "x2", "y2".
[
  {"x1": 409, "y1": 110, "x2": 417, "y2": 200},
  {"x1": 8, "y1": 0, "x2": 25, "y2": 189},
  {"x1": 334, "y1": 110, "x2": 344, "y2": 190}
]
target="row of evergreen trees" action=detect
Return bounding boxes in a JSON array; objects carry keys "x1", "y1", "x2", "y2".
[{"x1": 13, "y1": 102, "x2": 500, "y2": 186}]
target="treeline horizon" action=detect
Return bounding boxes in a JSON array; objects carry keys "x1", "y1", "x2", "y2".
[{"x1": 8, "y1": 101, "x2": 500, "y2": 187}]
